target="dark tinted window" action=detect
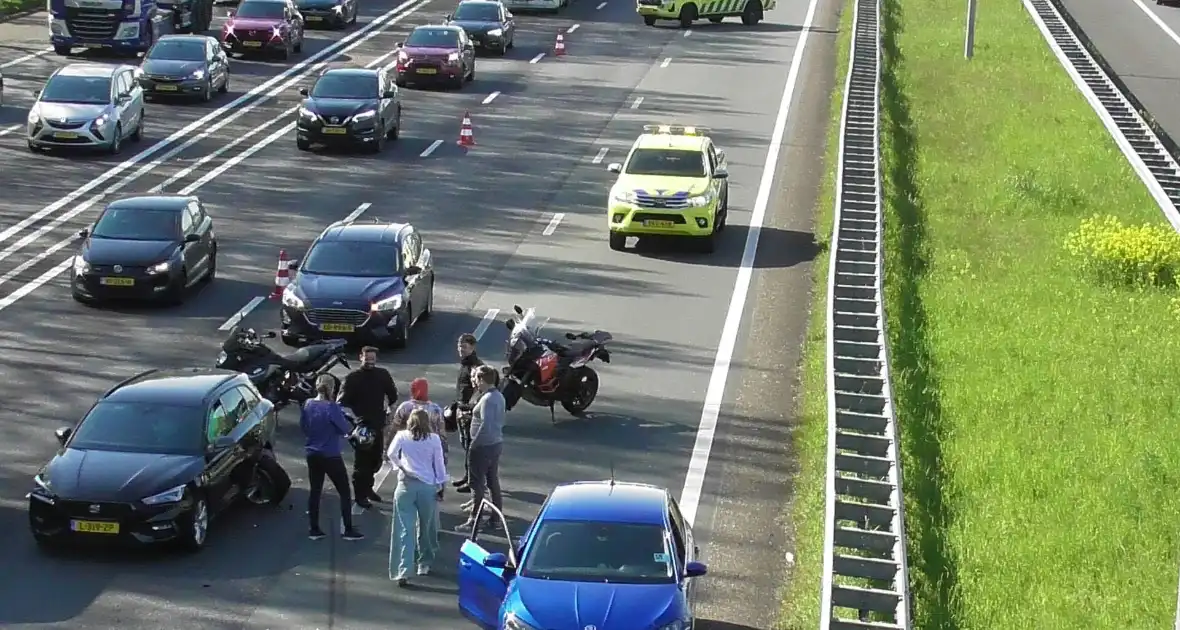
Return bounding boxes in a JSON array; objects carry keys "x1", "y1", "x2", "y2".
[
  {"x1": 40, "y1": 74, "x2": 111, "y2": 105},
  {"x1": 147, "y1": 39, "x2": 206, "y2": 61},
  {"x1": 624, "y1": 149, "x2": 706, "y2": 177},
  {"x1": 311, "y1": 73, "x2": 378, "y2": 99},
  {"x1": 235, "y1": 1, "x2": 286, "y2": 18},
  {"x1": 93, "y1": 207, "x2": 180, "y2": 240},
  {"x1": 71, "y1": 401, "x2": 206, "y2": 455},
  {"x1": 302, "y1": 241, "x2": 400, "y2": 277},
  {"x1": 453, "y1": 3, "x2": 500, "y2": 20},
  {"x1": 406, "y1": 27, "x2": 460, "y2": 48},
  {"x1": 520, "y1": 521, "x2": 675, "y2": 584}
]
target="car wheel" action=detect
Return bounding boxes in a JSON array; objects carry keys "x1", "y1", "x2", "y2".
[
  {"x1": 467, "y1": 60, "x2": 475, "y2": 82},
  {"x1": 395, "y1": 76, "x2": 407, "y2": 87},
  {"x1": 165, "y1": 268, "x2": 187, "y2": 305},
  {"x1": 609, "y1": 232, "x2": 626, "y2": 251},
  {"x1": 246, "y1": 450, "x2": 291, "y2": 506},
  {"x1": 740, "y1": 0, "x2": 762, "y2": 25},
  {"x1": 204, "y1": 246, "x2": 217, "y2": 282},
  {"x1": 386, "y1": 109, "x2": 400, "y2": 139},
  {"x1": 108, "y1": 124, "x2": 123, "y2": 154},
  {"x1": 420, "y1": 278, "x2": 434, "y2": 320},
  {"x1": 179, "y1": 495, "x2": 210, "y2": 552},
  {"x1": 53, "y1": 44, "x2": 71, "y2": 56},
  {"x1": 219, "y1": 71, "x2": 230, "y2": 93},
  {"x1": 295, "y1": 33, "x2": 303, "y2": 53},
  {"x1": 131, "y1": 113, "x2": 144, "y2": 142},
  {"x1": 297, "y1": 138, "x2": 312, "y2": 151},
  {"x1": 392, "y1": 306, "x2": 410, "y2": 349},
  {"x1": 560, "y1": 367, "x2": 599, "y2": 415},
  {"x1": 643, "y1": 15, "x2": 657, "y2": 25},
  {"x1": 678, "y1": 3, "x2": 697, "y2": 27},
  {"x1": 201, "y1": 79, "x2": 213, "y2": 102}
]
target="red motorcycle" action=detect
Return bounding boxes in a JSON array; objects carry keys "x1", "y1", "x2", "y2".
[{"x1": 500, "y1": 305, "x2": 613, "y2": 421}]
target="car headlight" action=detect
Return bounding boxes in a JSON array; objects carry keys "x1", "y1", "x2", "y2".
[
  {"x1": 612, "y1": 189, "x2": 637, "y2": 203},
  {"x1": 33, "y1": 473, "x2": 51, "y2": 493},
  {"x1": 686, "y1": 193, "x2": 712, "y2": 207},
  {"x1": 191, "y1": 69, "x2": 205, "y2": 79},
  {"x1": 30, "y1": 473, "x2": 54, "y2": 503},
  {"x1": 142, "y1": 484, "x2": 186, "y2": 505},
  {"x1": 147, "y1": 261, "x2": 170, "y2": 274},
  {"x1": 504, "y1": 612, "x2": 540, "y2": 630},
  {"x1": 27, "y1": 109, "x2": 40, "y2": 124},
  {"x1": 298, "y1": 106, "x2": 317, "y2": 121},
  {"x1": 333, "y1": 4, "x2": 343, "y2": 11},
  {"x1": 94, "y1": 113, "x2": 110, "y2": 128},
  {"x1": 352, "y1": 109, "x2": 376, "y2": 122},
  {"x1": 282, "y1": 287, "x2": 305, "y2": 309},
  {"x1": 72, "y1": 255, "x2": 89, "y2": 275},
  {"x1": 371, "y1": 294, "x2": 403, "y2": 312},
  {"x1": 447, "y1": 52, "x2": 460, "y2": 63},
  {"x1": 487, "y1": 28, "x2": 502, "y2": 36}
]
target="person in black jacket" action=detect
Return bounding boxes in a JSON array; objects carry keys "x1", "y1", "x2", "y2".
[
  {"x1": 451, "y1": 333, "x2": 483, "y2": 492},
  {"x1": 338, "y1": 346, "x2": 399, "y2": 510}
]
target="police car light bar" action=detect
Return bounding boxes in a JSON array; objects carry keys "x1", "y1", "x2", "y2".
[{"x1": 642, "y1": 124, "x2": 711, "y2": 136}]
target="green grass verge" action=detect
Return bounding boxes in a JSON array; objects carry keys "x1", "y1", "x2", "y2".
[
  {"x1": 881, "y1": 0, "x2": 1180, "y2": 627},
  {"x1": 773, "y1": 1, "x2": 852, "y2": 628},
  {"x1": 0, "y1": 0, "x2": 40, "y2": 18}
]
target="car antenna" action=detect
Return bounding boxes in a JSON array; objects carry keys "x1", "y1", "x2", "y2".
[{"x1": 609, "y1": 459, "x2": 616, "y2": 488}]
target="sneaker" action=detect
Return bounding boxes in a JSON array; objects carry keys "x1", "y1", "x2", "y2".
[
  {"x1": 342, "y1": 529, "x2": 365, "y2": 541},
  {"x1": 416, "y1": 565, "x2": 431, "y2": 576},
  {"x1": 396, "y1": 577, "x2": 409, "y2": 588},
  {"x1": 455, "y1": 485, "x2": 471, "y2": 494},
  {"x1": 308, "y1": 528, "x2": 327, "y2": 541},
  {"x1": 460, "y1": 499, "x2": 474, "y2": 511},
  {"x1": 367, "y1": 491, "x2": 386, "y2": 504},
  {"x1": 451, "y1": 477, "x2": 468, "y2": 487}
]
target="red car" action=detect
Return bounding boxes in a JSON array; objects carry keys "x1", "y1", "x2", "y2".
[
  {"x1": 222, "y1": 0, "x2": 305, "y2": 60},
  {"x1": 394, "y1": 25, "x2": 476, "y2": 89}
]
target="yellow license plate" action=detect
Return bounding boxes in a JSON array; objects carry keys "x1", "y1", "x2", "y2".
[
  {"x1": 320, "y1": 323, "x2": 355, "y2": 333},
  {"x1": 243, "y1": 41, "x2": 263, "y2": 47},
  {"x1": 322, "y1": 127, "x2": 347, "y2": 135},
  {"x1": 156, "y1": 84, "x2": 179, "y2": 91},
  {"x1": 100, "y1": 277, "x2": 135, "y2": 286},
  {"x1": 416, "y1": 68, "x2": 438, "y2": 75},
  {"x1": 71, "y1": 520, "x2": 119, "y2": 534},
  {"x1": 53, "y1": 132, "x2": 78, "y2": 139},
  {"x1": 306, "y1": 15, "x2": 322, "y2": 20},
  {"x1": 644, "y1": 220, "x2": 675, "y2": 227}
]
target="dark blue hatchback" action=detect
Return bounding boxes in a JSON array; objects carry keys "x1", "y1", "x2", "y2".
[{"x1": 279, "y1": 219, "x2": 436, "y2": 348}]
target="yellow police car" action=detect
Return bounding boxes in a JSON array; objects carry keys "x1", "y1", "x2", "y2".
[
  {"x1": 636, "y1": 0, "x2": 773, "y2": 27},
  {"x1": 606, "y1": 124, "x2": 729, "y2": 253}
]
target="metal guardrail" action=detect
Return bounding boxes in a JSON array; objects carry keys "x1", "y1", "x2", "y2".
[{"x1": 818, "y1": 0, "x2": 911, "y2": 625}]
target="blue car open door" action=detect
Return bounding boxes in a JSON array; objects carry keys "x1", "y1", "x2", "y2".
[{"x1": 457, "y1": 499, "x2": 516, "y2": 628}]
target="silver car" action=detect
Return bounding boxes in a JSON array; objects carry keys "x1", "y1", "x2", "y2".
[{"x1": 27, "y1": 63, "x2": 145, "y2": 154}]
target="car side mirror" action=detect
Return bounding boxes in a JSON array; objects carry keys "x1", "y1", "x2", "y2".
[
  {"x1": 211, "y1": 435, "x2": 236, "y2": 451},
  {"x1": 54, "y1": 427, "x2": 72, "y2": 445},
  {"x1": 607, "y1": 162, "x2": 622, "y2": 174},
  {"x1": 76, "y1": 227, "x2": 89, "y2": 238},
  {"x1": 395, "y1": 41, "x2": 404, "y2": 48},
  {"x1": 31, "y1": 90, "x2": 39, "y2": 98},
  {"x1": 404, "y1": 265, "x2": 422, "y2": 276},
  {"x1": 483, "y1": 552, "x2": 508, "y2": 569},
  {"x1": 184, "y1": 233, "x2": 200, "y2": 243},
  {"x1": 684, "y1": 561, "x2": 708, "y2": 578},
  {"x1": 444, "y1": 12, "x2": 452, "y2": 19},
  {"x1": 298, "y1": 87, "x2": 309, "y2": 96},
  {"x1": 288, "y1": 259, "x2": 299, "y2": 270},
  {"x1": 505, "y1": 318, "x2": 515, "y2": 331},
  {"x1": 513, "y1": 304, "x2": 524, "y2": 315},
  {"x1": 506, "y1": 11, "x2": 513, "y2": 18},
  {"x1": 713, "y1": 168, "x2": 728, "y2": 179}
]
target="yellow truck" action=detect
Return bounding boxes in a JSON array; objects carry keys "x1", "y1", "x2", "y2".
[{"x1": 636, "y1": 0, "x2": 774, "y2": 27}]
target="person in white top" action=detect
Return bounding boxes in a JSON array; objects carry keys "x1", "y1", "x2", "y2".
[{"x1": 386, "y1": 409, "x2": 447, "y2": 586}]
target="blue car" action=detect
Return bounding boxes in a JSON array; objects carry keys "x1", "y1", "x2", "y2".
[
  {"x1": 279, "y1": 219, "x2": 435, "y2": 348},
  {"x1": 458, "y1": 481, "x2": 708, "y2": 630}
]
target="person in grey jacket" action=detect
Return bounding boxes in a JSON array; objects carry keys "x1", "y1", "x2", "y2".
[{"x1": 455, "y1": 365, "x2": 506, "y2": 532}]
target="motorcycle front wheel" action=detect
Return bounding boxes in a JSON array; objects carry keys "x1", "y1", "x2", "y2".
[{"x1": 560, "y1": 367, "x2": 599, "y2": 416}]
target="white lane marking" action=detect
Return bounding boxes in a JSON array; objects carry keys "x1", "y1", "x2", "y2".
[
  {"x1": 684, "y1": 29, "x2": 692, "y2": 37},
  {"x1": 473, "y1": 308, "x2": 500, "y2": 340},
  {"x1": 529, "y1": 52, "x2": 545, "y2": 63},
  {"x1": 660, "y1": 57, "x2": 671, "y2": 67},
  {"x1": 567, "y1": 23, "x2": 579, "y2": 33},
  {"x1": 0, "y1": 124, "x2": 20, "y2": 137},
  {"x1": 179, "y1": 123, "x2": 295, "y2": 194},
  {"x1": 542, "y1": 213, "x2": 564, "y2": 236},
  {"x1": 482, "y1": 91, "x2": 500, "y2": 105},
  {"x1": 0, "y1": 235, "x2": 74, "y2": 294},
  {"x1": 151, "y1": 109, "x2": 295, "y2": 192},
  {"x1": 591, "y1": 147, "x2": 609, "y2": 163},
  {"x1": 0, "y1": 47, "x2": 51, "y2": 70},
  {"x1": 596, "y1": 1, "x2": 606, "y2": 8},
  {"x1": 0, "y1": 0, "x2": 430, "y2": 252},
  {"x1": 0, "y1": 258, "x2": 71, "y2": 312},
  {"x1": 420, "y1": 139, "x2": 443, "y2": 157},
  {"x1": 218, "y1": 296, "x2": 266, "y2": 331},
  {"x1": 677, "y1": 0, "x2": 821, "y2": 526},
  {"x1": 630, "y1": 96, "x2": 644, "y2": 109},
  {"x1": 344, "y1": 202, "x2": 372, "y2": 222},
  {"x1": 1132, "y1": 0, "x2": 1180, "y2": 48}
]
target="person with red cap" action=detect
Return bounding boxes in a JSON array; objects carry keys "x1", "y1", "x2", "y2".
[{"x1": 392, "y1": 378, "x2": 448, "y2": 464}]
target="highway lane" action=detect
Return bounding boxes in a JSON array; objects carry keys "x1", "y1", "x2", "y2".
[{"x1": 0, "y1": 0, "x2": 832, "y2": 628}]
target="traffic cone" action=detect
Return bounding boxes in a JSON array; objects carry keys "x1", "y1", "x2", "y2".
[
  {"x1": 457, "y1": 111, "x2": 476, "y2": 147},
  {"x1": 269, "y1": 249, "x2": 291, "y2": 300},
  {"x1": 554, "y1": 32, "x2": 566, "y2": 56}
]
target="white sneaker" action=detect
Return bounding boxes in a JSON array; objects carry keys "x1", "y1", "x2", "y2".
[{"x1": 417, "y1": 565, "x2": 430, "y2": 576}]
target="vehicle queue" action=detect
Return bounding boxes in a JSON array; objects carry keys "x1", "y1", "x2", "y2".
[{"x1": 0, "y1": 0, "x2": 780, "y2": 625}]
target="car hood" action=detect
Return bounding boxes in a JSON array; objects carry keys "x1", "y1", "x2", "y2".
[
  {"x1": 36, "y1": 102, "x2": 109, "y2": 124},
  {"x1": 293, "y1": 272, "x2": 404, "y2": 308},
  {"x1": 615, "y1": 174, "x2": 710, "y2": 197},
  {"x1": 227, "y1": 17, "x2": 284, "y2": 30},
  {"x1": 301, "y1": 97, "x2": 380, "y2": 120},
  {"x1": 42, "y1": 448, "x2": 204, "y2": 502},
  {"x1": 401, "y1": 45, "x2": 460, "y2": 57},
  {"x1": 513, "y1": 579, "x2": 680, "y2": 629},
  {"x1": 141, "y1": 58, "x2": 206, "y2": 77},
  {"x1": 82, "y1": 238, "x2": 178, "y2": 266},
  {"x1": 449, "y1": 20, "x2": 501, "y2": 31}
]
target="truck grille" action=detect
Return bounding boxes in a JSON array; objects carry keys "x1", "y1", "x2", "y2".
[
  {"x1": 634, "y1": 193, "x2": 690, "y2": 209},
  {"x1": 64, "y1": 7, "x2": 121, "y2": 39},
  {"x1": 306, "y1": 308, "x2": 369, "y2": 326}
]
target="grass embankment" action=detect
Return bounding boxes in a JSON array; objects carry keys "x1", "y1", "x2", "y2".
[
  {"x1": 773, "y1": 1, "x2": 852, "y2": 628},
  {"x1": 882, "y1": 0, "x2": 1180, "y2": 627},
  {"x1": 0, "y1": 0, "x2": 39, "y2": 18}
]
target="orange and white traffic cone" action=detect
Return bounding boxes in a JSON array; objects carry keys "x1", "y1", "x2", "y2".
[
  {"x1": 269, "y1": 249, "x2": 292, "y2": 300},
  {"x1": 554, "y1": 32, "x2": 566, "y2": 56},
  {"x1": 457, "y1": 111, "x2": 476, "y2": 147}
]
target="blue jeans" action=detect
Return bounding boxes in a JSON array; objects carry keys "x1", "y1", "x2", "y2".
[{"x1": 389, "y1": 477, "x2": 440, "y2": 579}]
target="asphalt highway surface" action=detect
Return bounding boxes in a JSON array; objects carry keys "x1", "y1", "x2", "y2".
[
  {"x1": 1058, "y1": 0, "x2": 1180, "y2": 143},
  {"x1": 0, "y1": 0, "x2": 841, "y2": 626}
]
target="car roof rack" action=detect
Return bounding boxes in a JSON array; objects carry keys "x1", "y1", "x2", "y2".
[{"x1": 642, "y1": 124, "x2": 711, "y2": 137}]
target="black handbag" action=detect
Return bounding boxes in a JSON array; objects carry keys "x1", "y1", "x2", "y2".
[{"x1": 444, "y1": 402, "x2": 460, "y2": 433}]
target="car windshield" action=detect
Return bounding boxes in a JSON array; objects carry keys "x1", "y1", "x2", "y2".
[
  {"x1": 520, "y1": 521, "x2": 676, "y2": 584},
  {"x1": 302, "y1": 241, "x2": 400, "y2": 277},
  {"x1": 235, "y1": 1, "x2": 286, "y2": 18},
  {"x1": 69, "y1": 401, "x2": 206, "y2": 455},
  {"x1": 147, "y1": 39, "x2": 206, "y2": 61},
  {"x1": 39, "y1": 74, "x2": 111, "y2": 105},
  {"x1": 92, "y1": 207, "x2": 179, "y2": 240},
  {"x1": 311, "y1": 74, "x2": 378, "y2": 99},
  {"x1": 453, "y1": 3, "x2": 500, "y2": 20},
  {"x1": 406, "y1": 27, "x2": 459, "y2": 48},
  {"x1": 624, "y1": 148, "x2": 706, "y2": 177}
]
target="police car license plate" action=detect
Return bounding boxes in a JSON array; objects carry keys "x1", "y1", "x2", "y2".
[
  {"x1": 100, "y1": 277, "x2": 135, "y2": 287},
  {"x1": 156, "y1": 84, "x2": 178, "y2": 91},
  {"x1": 243, "y1": 41, "x2": 263, "y2": 47},
  {"x1": 416, "y1": 68, "x2": 437, "y2": 74},
  {"x1": 53, "y1": 132, "x2": 78, "y2": 139},
  {"x1": 320, "y1": 323, "x2": 354, "y2": 333},
  {"x1": 644, "y1": 220, "x2": 675, "y2": 227},
  {"x1": 71, "y1": 520, "x2": 119, "y2": 534},
  {"x1": 322, "y1": 127, "x2": 347, "y2": 135}
]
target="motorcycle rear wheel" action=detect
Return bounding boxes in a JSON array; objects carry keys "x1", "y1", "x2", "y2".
[{"x1": 560, "y1": 367, "x2": 599, "y2": 416}]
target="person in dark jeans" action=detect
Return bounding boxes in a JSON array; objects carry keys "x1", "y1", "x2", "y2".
[
  {"x1": 452, "y1": 333, "x2": 484, "y2": 493},
  {"x1": 338, "y1": 346, "x2": 399, "y2": 510},
  {"x1": 301, "y1": 374, "x2": 364, "y2": 541},
  {"x1": 456, "y1": 365, "x2": 506, "y2": 533}
]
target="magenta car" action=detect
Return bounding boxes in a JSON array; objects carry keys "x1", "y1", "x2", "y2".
[{"x1": 393, "y1": 25, "x2": 476, "y2": 89}]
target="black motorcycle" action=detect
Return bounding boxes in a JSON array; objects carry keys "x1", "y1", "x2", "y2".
[{"x1": 216, "y1": 326, "x2": 350, "y2": 410}]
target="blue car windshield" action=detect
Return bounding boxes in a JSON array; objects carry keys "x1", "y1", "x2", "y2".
[
  {"x1": 520, "y1": 521, "x2": 675, "y2": 584},
  {"x1": 70, "y1": 402, "x2": 206, "y2": 455},
  {"x1": 92, "y1": 207, "x2": 180, "y2": 241},
  {"x1": 302, "y1": 241, "x2": 401, "y2": 277},
  {"x1": 624, "y1": 149, "x2": 706, "y2": 177},
  {"x1": 40, "y1": 75, "x2": 111, "y2": 105}
]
